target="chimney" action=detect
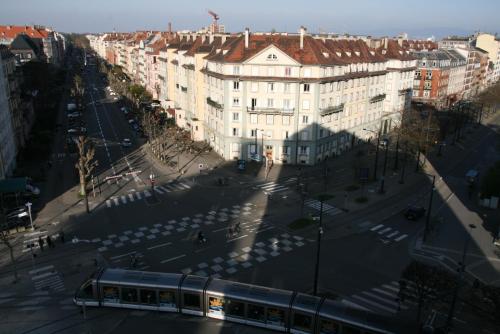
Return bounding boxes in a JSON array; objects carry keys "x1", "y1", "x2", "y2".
[
  {"x1": 384, "y1": 37, "x2": 388, "y2": 49},
  {"x1": 168, "y1": 22, "x2": 172, "y2": 34},
  {"x1": 244, "y1": 27, "x2": 249, "y2": 48},
  {"x1": 209, "y1": 34, "x2": 214, "y2": 44},
  {"x1": 300, "y1": 26, "x2": 307, "y2": 50}
]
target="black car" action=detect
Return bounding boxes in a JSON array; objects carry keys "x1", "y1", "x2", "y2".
[{"x1": 404, "y1": 206, "x2": 426, "y2": 221}]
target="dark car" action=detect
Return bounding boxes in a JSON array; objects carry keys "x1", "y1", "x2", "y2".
[{"x1": 404, "y1": 206, "x2": 426, "y2": 221}]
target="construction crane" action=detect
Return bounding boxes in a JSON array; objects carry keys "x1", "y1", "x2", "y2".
[{"x1": 208, "y1": 10, "x2": 219, "y2": 33}]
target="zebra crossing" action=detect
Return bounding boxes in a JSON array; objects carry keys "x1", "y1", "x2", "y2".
[
  {"x1": 305, "y1": 199, "x2": 343, "y2": 216},
  {"x1": 255, "y1": 177, "x2": 296, "y2": 195},
  {"x1": 29, "y1": 265, "x2": 65, "y2": 292},
  {"x1": 369, "y1": 224, "x2": 408, "y2": 243},
  {"x1": 341, "y1": 280, "x2": 423, "y2": 315},
  {"x1": 105, "y1": 181, "x2": 191, "y2": 208}
]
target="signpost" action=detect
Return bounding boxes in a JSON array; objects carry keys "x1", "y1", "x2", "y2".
[{"x1": 25, "y1": 202, "x2": 34, "y2": 231}]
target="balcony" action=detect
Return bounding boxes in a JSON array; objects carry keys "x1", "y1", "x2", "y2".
[
  {"x1": 319, "y1": 103, "x2": 344, "y2": 116},
  {"x1": 370, "y1": 94, "x2": 386, "y2": 103},
  {"x1": 207, "y1": 97, "x2": 223, "y2": 109},
  {"x1": 247, "y1": 107, "x2": 295, "y2": 115}
]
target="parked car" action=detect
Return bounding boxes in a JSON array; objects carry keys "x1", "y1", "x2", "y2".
[
  {"x1": 121, "y1": 138, "x2": 132, "y2": 147},
  {"x1": 68, "y1": 127, "x2": 87, "y2": 134},
  {"x1": 404, "y1": 206, "x2": 426, "y2": 221},
  {"x1": 67, "y1": 112, "x2": 81, "y2": 118}
]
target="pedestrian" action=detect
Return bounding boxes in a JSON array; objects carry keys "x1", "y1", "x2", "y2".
[
  {"x1": 38, "y1": 236, "x2": 44, "y2": 251},
  {"x1": 60, "y1": 230, "x2": 65, "y2": 244},
  {"x1": 46, "y1": 236, "x2": 54, "y2": 248}
]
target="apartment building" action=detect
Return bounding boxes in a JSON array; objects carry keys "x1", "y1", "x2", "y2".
[
  {"x1": 0, "y1": 55, "x2": 17, "y2": 179},
  {"x1": 0, "y1": 25, "x2": 64, "y2": 65},
  {"x1": 473, "y1": 33, "x2": 500, "y2": 85},
  {"x1": 90, "y1": 28, "x2": 416, "y2": 165}
]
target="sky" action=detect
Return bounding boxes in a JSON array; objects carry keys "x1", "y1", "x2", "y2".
[{"x1": 0, "y1": 0, "x2": 499, "y2": 39}]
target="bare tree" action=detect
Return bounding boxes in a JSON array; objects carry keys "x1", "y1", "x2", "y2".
[
  {"x1": 75, "y1": 136, "x2": 98, "y2": 213},
  {"x1": 73, "y1": 74, "x2": 83, "y2": 96},
  {"x1": 0, "y1": 214, "x2": 19, "y2": 283}
]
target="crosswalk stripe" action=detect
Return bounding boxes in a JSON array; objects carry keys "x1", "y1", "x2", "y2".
[
  {"x1": 174, "y1": 184, "x2": 186, "y2": 190},
  {"x1": 144, "y1": 190, "x2": 151, "y2": 197},
  {"x1": 370, "y1": 224, "x2": 384, "y2": 231},
  {"x1": 378, "y1": 227, "x2": 392, "y2": 235},
  {"x1": 128, "y1": 194, "x2": 134, "y2": 202},
  {"x1": 113, "y1": 198, "x2": 119, "y2": 205},
  {"x1": 361, "y1": 291, "x2": 405, "y2": 309},
  {"x1": 178, "y1": 183, "x2": 190, "y2": 189},
  {"x1": 259, "y1": 181, "x2": 276, "y2": 187},
  {"x1": 386, "y1": 231, "x2": 399, "y2": 238},
  {"x1": 120, "y1": 196, "x2": 127, "y2": 204},
  {"x1": 372, "y1": 287, "x2": 397, "y2": 298},
  {"x1": 158, "y1": 186, "x2": 168, "y2": 192},
  {"x1": 382, "y1": 284, "x2": 400, "y2": 293},
  {"x1": 351, "y1": 295, "x2": 396, "y2": 314},
  {"x1": 164, "y1": 185, "x2": 175, "y2": 192},
  {"x1": 154, "y1": 187, "x2": 164, "y2": 194},
  {"x1": 394, "y1": 234, "x2": 408, "y2": 242},
  {"x1": 135, "y1": 192, "x2": 142, "y2": 200},
  {"x1": 106, "y1": 200, "x2": 111, "y2": 208}
]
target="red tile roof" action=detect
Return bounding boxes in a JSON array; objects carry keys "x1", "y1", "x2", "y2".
[{"x1": 0, "y1": 25, "x2": 48, "y2": 39}]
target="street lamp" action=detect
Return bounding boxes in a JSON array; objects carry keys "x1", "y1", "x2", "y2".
[
  {"x1": 313, "y1": 193, "x2": 334, "y2": 296},
  {"x1": 149, "y1": 172, "x2": 155, "y2": 193},
  {"x1": 379, "y1": 138, "x2": 389, "y2": 194},
  {"x1": 25, "y1": 202, "x2": 34, "y2": 231},
  {"x1": 422, "y1": 173, "x2": 436, "y2": 243},
  {"x1": 445, "y1": 224, "x2": 476, "y2": 332},
  {"x1": 363, "y1": 128, "x2": 380, "y2": 181}
]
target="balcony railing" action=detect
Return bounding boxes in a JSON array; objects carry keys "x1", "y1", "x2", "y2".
[
  {"x1": 370, "y1": 94, "x2": 386, "y2": 103},
  {"x1": 319, "y1": 103, "x2": 344, "y2": 116},
  {"x1": 398, "y1": 88, "x2": 412, "y2": 95},
  {"x1": 246, "y1": 107, "x2": 295, "y2": 114},
  {"x1": 207, "y1": 97, "x2": 223, "y2": 109}
]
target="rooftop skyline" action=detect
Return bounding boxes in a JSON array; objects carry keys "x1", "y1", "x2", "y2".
[{"x1": 0, "y1": 0, "x2": 499, "y2": 38}]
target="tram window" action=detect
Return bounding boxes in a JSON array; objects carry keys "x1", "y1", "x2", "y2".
[
  {"x1": 247, "y1": 304, "x2": 266, "y2": 322},
  {"x1": 293, "y1": 312, "x2": 312, "y2": 331},
  {"x1": 341, "y1": 325, "x2": 361, "y2": 334},
  {"x1": 159, "y1": 290, "x2": 176, "y2": 308},
  {"x1": 319, "y1": 319, "x2": 340, "y2": 334},
  {"x1": 121, "y1": 287, "x2": 138, "y2": 303},
  {"x1": 225, "y1": 299, "x2": 245, "y2": 317},
  {"x1": 208, "y1": 296, "x2": 225, "y2": 315},
  {"x1": 102, "y1": 286, "x2": 120, "y2": 303},
  {"x1": 183, "y1": 293, "x2": 201, "y2": 309},
  {"x1": 140, "y1": 289, "x2": 157, "y2": 305},
  {"x1": 266, "y1": 307, "x2": 285, "y2": 326},
  {"x1": 79, "y1": 281, "x2": 93, "y2": 299}
]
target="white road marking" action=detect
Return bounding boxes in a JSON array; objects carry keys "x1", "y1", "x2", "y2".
[
  {"x1": 29, "y1": 265, "x2": 54, "y2": 275},
  {"x1": 226, "y1": 235, "x2": 248, "y2": 243},
  {"x1": 106, "y1": 200, "x2": 112, "y2": 208},
  {"x1": 386, "y1": 231, "x2": 399, "y2": 238},
  {"x1": 110, "y1": 251, "x2": 137, "y2": 261},
  {"x1": 128, "y1": 193, "x2": 134, "y2": 201},
  {"x1": 394, "y1": 234, "x2": 408, "y2": 242},
  {"x1": 370, "y1": 224, "x2": 384, "y2": 231},
  {"x1": 135, "y1": 192, "x2": 142, "y2": 200},
  {"x1": 147, "y1": 242, "x2": 172, "y2": 250},
  {"x1": 160, "y1": 254, "x2": 186, "y2": 264},
  {"x1": 378, "y1": 227, "x2": 392, "y2": 235}
]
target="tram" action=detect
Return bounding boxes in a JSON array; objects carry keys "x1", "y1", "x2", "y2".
[{"x1": 74, "y1": 268, "x2": 412, "y2": 334}]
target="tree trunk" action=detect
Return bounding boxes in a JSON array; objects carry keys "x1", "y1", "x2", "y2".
[{"x1": 79, "y1": 173, "x2": 86, "y2": 197}]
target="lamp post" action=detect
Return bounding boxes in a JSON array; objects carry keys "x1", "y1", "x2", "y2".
[
  {"x1": 445, "y1": 224, "x2": 476, "y2": 333},
  {"x1": 399, "y1": 142, "x2": 408, "y2": 184},
  {"x1": 363, "y1": 128, "x2": 380, "y2": 180},
  {"x1": 379, "y1": 138, "x2": 389, "y2": 194},
  {"x1": 149, "y1": 172, "x2": 155, "y2": 195},
  {"x1": 25, "y1": 202, "x2": 34, "y2": 231},
  {"x1": 422, "y1": 174, "x2": 436, "y2": 243},
  {"x1": 313, "y1": 193, "x2": 334, "y2": 296}
]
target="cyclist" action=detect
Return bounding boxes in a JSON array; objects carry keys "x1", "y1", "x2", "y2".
[
  {"x1": 197, "y1": 231, "x2": 206, "y2": 243},
  {"x1": 234, "y1": 221, "x2": 241, "y2": 234}
]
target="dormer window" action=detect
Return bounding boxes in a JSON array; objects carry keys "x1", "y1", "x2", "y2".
[{"x1": 267, "y1": 54, "x2": 277, "y2": 61}]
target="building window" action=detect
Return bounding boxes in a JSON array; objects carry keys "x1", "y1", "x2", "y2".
[
  {"x1": 250, "y1": 114, "x2": 258, "y2": 124},
  {"x1": 283, "y1": 131, "x2": 289, "y2": 139},
  {"x1": 299, "y1": 146, "x2": 309, "y2": 154},
  {"x1": 267, "y1": 82, "x2": 275, "y2": 93},
  {"x1": 266, "y1": 114, "x2": 274, "y2": 125},
  {"x1": 302, "y1": 115, "x2": 309, "y2": 124},
  {"x1": 267, "y1": 99, "x2": 274, "y2": 108},
  {"x1": 267, "y1": 54, "x2": 277, "y2": 61},
  {"x1": 284, "y1": 83, "x2": 291, "y2": 93},
  {"x1": 303, "y1": 84, "x2": 310, "y2": 92},
  {"x1": 285, "y1": 67, "x2": 292, "y2": 76},
  {"x1": 233, "y1": 113, "x2": 239, "y2": 121},
  {"x1": 251, "y1": 129, "x2": 257, "y2": 137},
  {"x1": 232, "y1": 128, "x2": 239, "y2": 136},
  {"x1": 300, "y1": 131, "x2": 309, "y2": 140},
  {"x1": 283, "y1": 99, "x2": 291, "y2": 111},
  {"x1": 282, "y1": 115, "x2": 290, "y2": 125},
  {"x1": 233, "y1": 81, "x2": 240, "y2": 91},
  {"x1": 251, "y1": 98, "x2": 257, "y2": 110},
  {"x1": 233, "y1": 98, "x2": 240, "y2": 106},
  {"x1": 233, "y1": 66, "x2": 240, "y2": 75}
]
